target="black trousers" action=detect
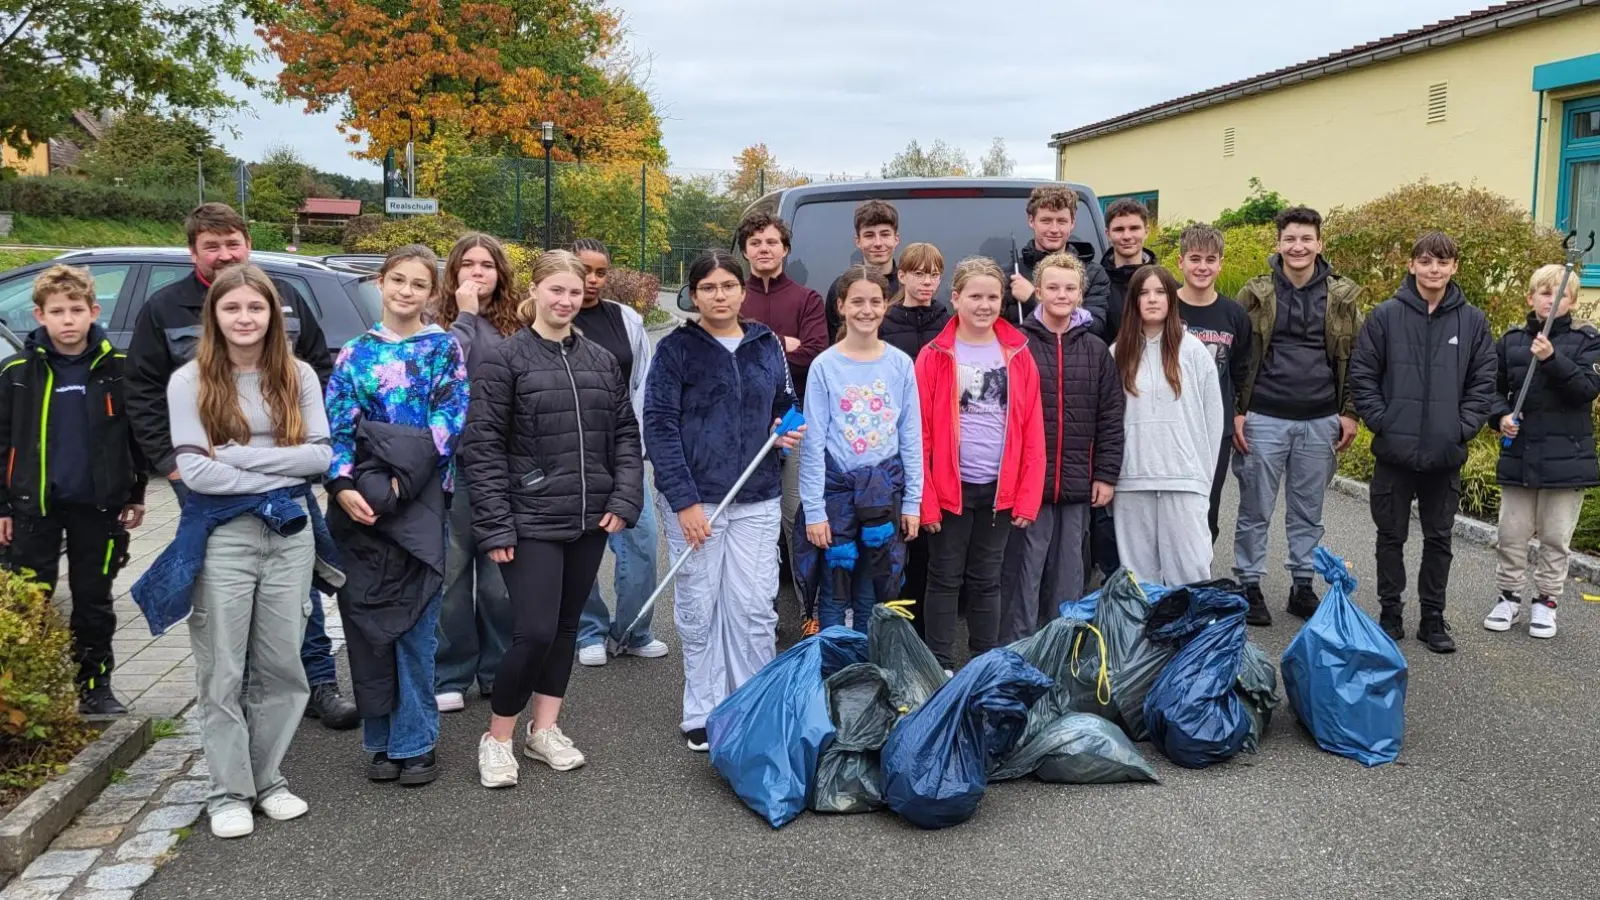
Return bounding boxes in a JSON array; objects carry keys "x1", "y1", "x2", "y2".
[
  {"x1": 900, "y1": 535, "x2": 930, "y2": 637},
  {"x1": 1209, "y1": 437, "x2": 1232, "y2": 544},
  {"x1": 1369, "y1": 461, "x2": 1460, "y2": 615},
  {"x1": 924, "y1": 481, "x2": 1012, "y2": 669},
  {"x1": 1089, "y1": 505, "x2": 1120, "y2": 578},
  {"x1": 490, "y1": 531, "x2": 608, "y2": 717},
  {"x1": 4, "y1": 505, "x2": 129, "y2": 687}
]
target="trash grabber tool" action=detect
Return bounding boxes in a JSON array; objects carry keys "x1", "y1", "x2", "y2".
[
  {"x1": 1504, "y1": 229, "x2": 1596, "y2": 448},
  {"x1": 626, "y1": 405, "x2": 807, "y2": 634},
  {"x1": 1009, "y1": 232, "x2": 1024, "y2": 324}
]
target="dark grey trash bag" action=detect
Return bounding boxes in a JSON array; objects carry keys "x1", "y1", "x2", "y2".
[
  {"x1": 810, "y1": 663, "x2": 898, "y2": 814},
  {"x1": 1091, "y1": 571, "x2": 1178, "y2": 742},
  {"x1": 1236, "y1": 641, "x2": 1282, "y2": 754},
  {"x1": 1030, "y1": 714, "x2": 1160, "y2": 784},
  {"x1": 867, "y1": 603, "x2": 946, "y2": 714}
]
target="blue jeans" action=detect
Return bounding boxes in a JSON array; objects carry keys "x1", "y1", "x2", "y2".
[
  {"x1": 576, "y1": 487, "x2": 659, "y2": 650},
  {"x1": 362, "y1": 594, "x2": 442, "y2": 759},
  {"x1": 817, "y1": 568, "x2": 876, "y2": 634},
  {"x1": 172, "y1": 479, "x2": 336, "y2": 686},
  {"x1": 434, "y1": 474, "x2": 513, "y2": 694}
]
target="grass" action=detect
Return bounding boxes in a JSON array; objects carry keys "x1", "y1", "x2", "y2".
[
  {"x1": 643, "y1": 306, "x2": 674, "y2": 328},
  {"x1": 151, "y1": 718, "x2": 180, "y2": 741},
  {"x1": 108, "y1": 768, "x2": 128, "y2": 784},
  {"x1": 0, "y1": 248, "x2": 61, "y2": 271},
  {"x1": 7, "y1": 215, "x2": 185, "y2": 248}
]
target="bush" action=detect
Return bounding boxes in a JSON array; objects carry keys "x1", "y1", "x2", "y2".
[
  {"x1": 1215, "y1": 178, "x2": 1289, "y2": 229},
  {"x1": 249, "y1": 222, "x2": 286, "y2": 251},
  {"x1": 341, "y1": 214, "x2": 386, "y2": 252},
  {"x1": 601, "y1": 268, "x2": 662, "y2": 317},
  {"x1": 0, "y1": 176, "x2": 195, "y2": 222},
  {"x1": 0, "y1": 568, "x2": 89, "y2": 797},
  {"x1": 1151, "y1": 222, "x2": 1277, "y2": 299},
  {"x1": 291, "y1": 223, "x2": 344, "y2": 246},
  {"x1": 347, "y1": 214, "x2": 470, "y2": 256}
]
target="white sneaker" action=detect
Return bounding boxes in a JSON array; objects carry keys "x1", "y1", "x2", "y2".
[
  {"x1": 1483, "y1": 597, "x2": 1522, "y2": 632},
  {"x1": 210, "y1": 807, "x2": 254, "y2": 839},
  {"x1": 1530, "y1": 600, "x2": 1558, "y2": 639},
  {"x1": 577, "y1": 644, "x2": 608, "y2": 667},
  {"x1": 257, "y1": 791, "x2": 308, "y2": 822},
  {"x1": 623, "y1": 639, "x2": 669, "y2": 659},
  {"x1": 524, "y1": 724, "x2": 586, "y2": 771},
  {"x1": 436, "y1": 691, "x2": 465, "y2": 712},
  {"x1": 478, "y1": 733, "x2": 519, "y2": 788}
]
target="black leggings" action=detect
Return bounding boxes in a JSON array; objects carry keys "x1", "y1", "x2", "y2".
[{"x1": 489, "y1": 532, "x2": 609, "y2": 717}]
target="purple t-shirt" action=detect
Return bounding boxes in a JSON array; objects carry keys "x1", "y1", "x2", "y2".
[{"x1": 954, "y1": 337, "x2": 1008, "y2": 484}]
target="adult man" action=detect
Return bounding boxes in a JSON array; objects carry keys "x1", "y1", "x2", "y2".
[
  {"x1": 1348, "y1": 232, "x2": 1497, "y2": 653},
  {"x1": 824, "y1": 200, "x2": 901, "y2": 338},
  {"x1": 1099, "y1": 199, "x2": 1159, "y2": 340},
  {"x1": 1175, "y1": 224, "x2": 1252, "y2": 543},
  {"x1": 125, "y1": 202, "x2": 357, "y2": 729},
  {"x1": 1232, "y1": 206, "x2": 1363, "y2": 627},
  {"x1": 1003, "y1": 185, "x2": 1111, "y2": 336}
]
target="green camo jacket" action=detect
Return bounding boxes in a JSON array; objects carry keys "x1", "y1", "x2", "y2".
[{"x1": 1234, "y1": 270, "x2": 1364, "y2": 418}]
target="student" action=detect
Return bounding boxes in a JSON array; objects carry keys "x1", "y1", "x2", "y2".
[
  {"x1": 1002, "y1": 185, "x2": 1111, "y2": 337},
  {"x1": 1232, "y1": 206, "x2": 1363, "y2": 627},
  {"x1": 0, "y1": 265, "x2": 147, "y2": 715},
  {"x1": 164, "y1": 264, "x2": 332, "y2": 838},
  {"x1": 825, "y1": 200, "x2": 902, "y2": 338},
  {"x1": 999, "y1": 252, "x2": 1122, "y2": 642},
  {"x1": 1099, "y1": 198, "x2": 1159, "y2": 340},
  {"x1": 124, "y1": 201, "x2": 356, "y2": 729},
  {"x1": 1485, "y1": 265, "x2": 1600, "y2": 639},
  {"x1": 916, "y1": 256, "x2": 1044, "y2": 671},
  {"x1": 325, "y1": 245, "x2": 469, "y2": 785},
  {"x1": 460, "y1": 250, "x2": 643, "y2": 788},
  {"x1": 431, "y1": 233, "x2": 520, "y2": 711},
  {"x1": 736, "y1": 214, "x2": 828, "y2": 569},
  {"x1": 1111, "y1": 265, "x2": 1223, "y2": 587},
  {"x1": 800, "y1": 265, "x2": 923, "y2": 634},
  {"x1": 644, "y1": 249, "x2": 803, "y2": 751},
  {"x1": 1349, "y1": 231, "x2": 1497, "y2": 653},
  {"x1": 569, "y1": 238, "x2": 665, "y2": 666},
  {"x1": 1174, "y1": 224, "x2": 1252, "y2": 545}
]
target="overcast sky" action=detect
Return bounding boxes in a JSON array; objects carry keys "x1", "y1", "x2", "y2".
[{"x1": 219, "y1": 0, "x2": 1483, "y2": 181}]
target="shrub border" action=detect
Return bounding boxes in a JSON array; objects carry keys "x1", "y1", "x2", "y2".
[{"x1": 0, "y1": 716, "x2": 152, "y2": 876}]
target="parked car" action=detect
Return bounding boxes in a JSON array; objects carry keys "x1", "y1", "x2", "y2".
[
  {"x1": 677, "y1": 177, "x2": 1107, "y2": 309},
  {"x1": 320, "y1": 253, "x2": 447, "y2": 279},
  {"x1": 0, "y1": 248, "x2": 381, "y2": 355}
]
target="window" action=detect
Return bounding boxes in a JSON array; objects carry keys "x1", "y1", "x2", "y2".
[
  {"x1": 1556, "y1": 97, "x2": 1600, "y2": 287},
  {"x1": 1099, "y1": 191, "x2": 1160, "y2": 225},
  {"x1": 1427, "y1": 82, "x2": 1448, "y2": 124},
  {"x1": 0, "y1": 263, "x2": 131, "y2": 335}
]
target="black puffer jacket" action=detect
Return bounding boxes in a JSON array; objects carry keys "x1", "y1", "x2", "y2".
[
  {"x1": 1100, "y1": 246, "x2": 1159, "y2": 342},
  {"x1": 1001, "y1": 239, "x2": 1112, "y2": 339},
  {"x1": 880, "y1": 300, "x2": 951, "y2": 361},
  {"x1": 1348, "y1": 277, "x2": 1498, "y2": 472},
  {"x1": 1492, "y1": 313, "x2": 1600, "y2": 489},
  {"x1": 460, "y1": 328, "x2": 643, "y2": 546},
  {"x1": 1019, "y1": 310, "x2": 1125, "y2": 503}
]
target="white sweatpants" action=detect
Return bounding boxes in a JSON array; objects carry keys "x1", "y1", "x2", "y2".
[
  {"x1": 657, "y1": 494, "x2": 781, "y2": 732},
  {"x1": 1113, "y1": 489, "x2": 1213, "y2": 587}
]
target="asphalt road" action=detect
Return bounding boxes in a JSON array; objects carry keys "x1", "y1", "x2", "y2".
[{"x1": 139, "y1": 479, "x2": 1600, "y2": 900}]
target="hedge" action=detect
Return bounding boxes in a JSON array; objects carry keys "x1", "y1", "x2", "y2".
[
  {"x1": 0, "y1": 568, "x2": 90, "y2": 799},
  {"x1": 0, "y1": 176, "x2": 195, "y2": 222}
]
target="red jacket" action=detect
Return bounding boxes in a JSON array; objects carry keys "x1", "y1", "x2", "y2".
[{"x1": 914, "y1": 317, "x2": 1045, "y2": 525}]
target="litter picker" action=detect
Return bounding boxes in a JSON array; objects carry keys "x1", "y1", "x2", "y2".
[
  {"x1": 1503, "y1": 229, "x2": 1596, "y2": 448},
  {"x1": 625, "y1": 405, "x2": 806, "y2": 635},
  {"x1": 1009, "y1": 233, "x2": 1024, "y2": 324}
]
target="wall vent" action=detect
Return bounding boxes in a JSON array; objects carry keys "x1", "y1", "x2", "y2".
[
  {"x1": 1222, "y1": 127, "x2": 1236, "y2": 157},
  {"x1": 1427, "y1": 82, "x2": 1448, "y2": 124}
]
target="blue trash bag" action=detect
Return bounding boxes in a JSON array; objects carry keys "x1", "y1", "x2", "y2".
[
  {"x1": 1281, "y1": 547, "x2": 1409, "y2": 767},
  {"x1": 705, "y1": 626, "x2": 869, "y2": 828},
  {"x1": 1059, "y1": 567, "x2": 1172, "y2": 624},
  {"x1": 1091, "y1": 570, "x2": 1177, "y2": 741},
  {"x1": 1143, "y1": 582, "x2": 1253, "y2": 769},
  {"x1": 880, "y1": 649, "x2": 1053, "y2": 830}
]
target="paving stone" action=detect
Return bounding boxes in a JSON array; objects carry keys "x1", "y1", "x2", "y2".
[
  {"x1": 124, "y1": 752, "x2": 191, "y2": 779},
  {"x1": 136, "y1": 803, "x2": 202, "y2": 832},
  {"x1": 129, "y1": 696, "x2": 191, "y2": 718},
  {"x1": 155, "y1": 734, "x2": 201, "y2": 753},
  {"x1": 185, "y1": 756, "x2": 208, "y2": 778},
  {"x1": 75, "y1": 800, "x2": 144, "y2": 827},
  {"x1": 157, "y1": 780, "x2": 211, "y2": 805},
  {"x1": 0, "y1": 876, "x2": 73, "y2": 900},
  {"x1": 48, "y1": 824, "x2": 125, "y2": 849},
  {"x1": 114, "y1": 830, "x2": 179, "y2": 861},
  {"x1": 127, "y1": 646, "x2": 191, "y2": 662},
  {"x1": 75, "y1": 892, "x2": 135, "y2": 900},
  {"x1": 19, "y1": 849, "x2": 100, "y2": 879},
  {"x1": 94, "y1": 776, "x2": 163, "y2": 803},
  {"x1": 84, "y1": 864, "x2": 155, "y2": 892},
  {"x1": 105, "y1": 674, "x2": 157, "y2": 695},
  {"x1": 110, "y1": 660, "x2": 177, "y2": 677},
  {"x1": 136, "y1": 682, "x2": 194, "y2": 700}
]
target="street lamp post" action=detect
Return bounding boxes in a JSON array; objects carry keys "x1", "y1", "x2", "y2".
[{"x1": 541, "y1": 121, "x2": 555, "y2": 250}]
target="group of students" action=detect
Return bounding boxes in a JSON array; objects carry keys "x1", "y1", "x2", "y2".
[{"x1": 1, "y1": 186, "x2": 1593, "y2": 840}]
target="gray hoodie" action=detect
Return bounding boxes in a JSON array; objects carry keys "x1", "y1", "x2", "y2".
[{"x1": 1115, "y1": 331, "x2": 1224, "y2": 495}]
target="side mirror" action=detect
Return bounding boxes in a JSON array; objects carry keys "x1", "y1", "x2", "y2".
[{"x1": 677, "y1": 283, "x2": 693, "y2": 312}]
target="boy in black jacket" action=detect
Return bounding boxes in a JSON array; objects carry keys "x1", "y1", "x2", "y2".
[
  {"x1": 1348, "y1": 232, "x2": 1498, "y2": 653},
  {"x1": 0, "y1": 265, "x2": 147, "y2": 715}
]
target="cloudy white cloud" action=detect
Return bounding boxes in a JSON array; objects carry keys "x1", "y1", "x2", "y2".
[{"x1": 216, "y1": 0, "x2": 1484, "y2": 181}]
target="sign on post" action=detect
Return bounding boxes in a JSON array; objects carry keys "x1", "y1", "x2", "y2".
[{"x1": 385, "y1": 197, "x2": 439, "y2": 215}]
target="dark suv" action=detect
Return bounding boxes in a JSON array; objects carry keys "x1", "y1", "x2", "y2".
[
  {"x1": 0, "y1": 248, "x2": 381, "y2": 354},
  {"x1": 678, "y1": 177, "x2": 1106, "y2": 307}
]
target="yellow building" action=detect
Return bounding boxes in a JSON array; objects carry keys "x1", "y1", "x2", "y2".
[
  {"x1": 1, "y1": 142, "x2": 50, "y2": 177},
  {"x1": 1051, "y1": 0, "x2": 1600, "y2": 291}
]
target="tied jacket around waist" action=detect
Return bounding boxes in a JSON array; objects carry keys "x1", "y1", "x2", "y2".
[
  {"x1": 1491, "y1": 312, "x2": 1600, "y2": 489},
  {"x1": 791, "y1": 455, "x2": 907, "y2": 614},
  {"x1": 327, "y1": 419, "x2": 450, "y2": 717}
]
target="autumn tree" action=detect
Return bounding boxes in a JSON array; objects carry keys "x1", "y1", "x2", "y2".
[
  {"x1": 0, "y1": 1, "x2": 278, "y2": 157},
  {"x1": 726, "y1": 144, "x2": 809, "y2": 208}
]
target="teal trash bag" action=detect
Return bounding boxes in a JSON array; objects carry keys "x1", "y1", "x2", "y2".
[
  {"x1": 867, "y1": 603, "x2": 947, "y2": 714},
  {"x1": 1030, "y1": 714, "x2": 1160, "y2": 784},
  {"x1": 1236, "y1": 641, "x2": 1282, "y2": 754},
  {"x1": 810, "y1": 663, "x2": 898, "y2": 814}
]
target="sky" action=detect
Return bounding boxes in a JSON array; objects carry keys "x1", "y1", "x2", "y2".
[{"x1": 217, "y1": 0, "x2": 1487, "y2": 182}]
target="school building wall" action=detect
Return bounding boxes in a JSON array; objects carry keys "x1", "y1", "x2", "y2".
[{"x1": 1, "y1": 142, "x2": 49, "y2": 177}]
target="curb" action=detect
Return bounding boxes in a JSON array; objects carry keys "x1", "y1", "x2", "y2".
[
  {"x1": 0, "y1": 717, "x2": 153, "y2": 875},
  {"x1": 1328, "y1": 475, "x2": 1600, "y2": 585}
]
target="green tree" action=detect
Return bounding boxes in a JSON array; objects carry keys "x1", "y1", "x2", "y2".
[
  {"x1": 881, "y1": 139, "x2": 971, "y2": 178},
  {"x1": 76, "y1": 112, "x2": 236, "y2": 195},
  {"x1": 1215, "y1": 178, "x2": 1289, "y2": 228},
  {"x1": 977, "y1": 137, "x2": 1015, "y2": 177},
  {"x1": 0, "y1": 1, "x2": 279, "y2": 157},
  {"x1": 666, "y1": 173, "x2": 740, "y2": 254},
  {"x1": 555, "y1": 162, "x2": 667, "y2": 269},
  {"x1": 248, "y1": 145, "x2": 337, "y2": 224},
  {"x1": 318, "y1": 170, "x2": 384, "y2": 207}
]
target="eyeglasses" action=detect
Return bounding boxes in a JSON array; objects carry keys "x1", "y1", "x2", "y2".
[{"x1": 696, "y1": 282, "x2": 743, "y2": 297}]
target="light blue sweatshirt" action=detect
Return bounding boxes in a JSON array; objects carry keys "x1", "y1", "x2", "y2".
[{"x1": 800, "y1": 343, "x2": 924, "y2": 525}]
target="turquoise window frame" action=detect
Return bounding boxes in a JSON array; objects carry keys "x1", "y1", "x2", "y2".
[
  {"x1": 1554, "y1": 96, "x2": 1600, "y2": 287},
  {"x1": 1099, "y1": 190, "x2": 1159, "y2": 221}
]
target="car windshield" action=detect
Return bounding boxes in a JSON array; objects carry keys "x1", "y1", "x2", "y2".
[{"x1": 785, "y1": 191, "x2": 1102, "y2": 300}]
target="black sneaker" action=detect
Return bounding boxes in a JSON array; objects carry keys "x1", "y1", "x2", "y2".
[
  {"x1": 1378, "y1": 601, "x2": 1405, "y2": 641},
  {"x1": 1243, "y1": 583, "x2": 1272, "y2": 627},
  {"x1": 305, "y1": 683, "x2": 359, "y2": 731},
  {"x1": 78, "y1": 683, "x2": 128, "y2": 717},
  {"x1": 1416, "y1": 615, "x2": 1456, "y2": 654},
  {"x1": 397, "y1": 751, "x2": 439, "y2": 786},
  {"x1": 367, "y1": 752, "x2": 400, "y2": 782},
  {"x1": 1286, "y1": 581, "x2": 1321, "y2": 620},
  {"x1": 685, "y1": 728, "x2": 709, "y2": 752}
]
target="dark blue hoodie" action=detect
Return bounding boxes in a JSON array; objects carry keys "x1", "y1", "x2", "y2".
[
  {"x1": 643, "y1": 319, "x2": 797, "y2": 512},
  {"x1": 33, "y1": 326, "x2": 99, "y2": 505}
]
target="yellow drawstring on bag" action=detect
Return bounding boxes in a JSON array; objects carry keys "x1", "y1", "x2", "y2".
[
  {"x1": 883, "y1": 599, "x2": 917, "y2": 620},
  {"x1": 1069, "y1": 623, "x2": 1113, "y2": 706}
]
